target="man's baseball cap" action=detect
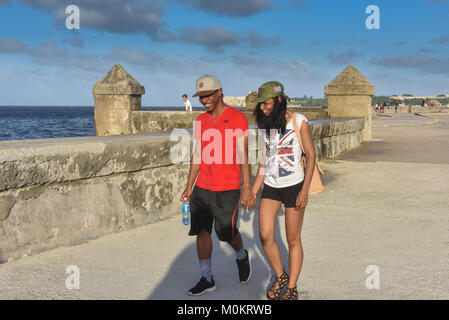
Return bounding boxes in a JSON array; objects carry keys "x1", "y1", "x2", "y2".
[
  {"x1": 252, "y1": 81, "x2": 290, "y2": 103},
  {"x1": 192, "y1": 74, "x2": 222, "y2": 97}
]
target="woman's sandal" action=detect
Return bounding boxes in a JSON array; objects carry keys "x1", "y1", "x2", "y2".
[
  {"x1": 266, "y1": 271, "x2": 289, "y2": 300},
  {"x1": 280, "y1": 286, "x2": 298, "y2": 300}
]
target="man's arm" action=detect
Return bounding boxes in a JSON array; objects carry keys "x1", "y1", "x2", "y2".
[
  {"x1": 180, "y1": 140, "x2": 201, "y2": 202},
  {"x1": 237, "y1": 135, "x2": 256, "y2": 210}
]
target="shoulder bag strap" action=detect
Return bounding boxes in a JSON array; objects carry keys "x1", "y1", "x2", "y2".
[{"x1": 291, "y1": 112, "x2": 305, "y2": 153}]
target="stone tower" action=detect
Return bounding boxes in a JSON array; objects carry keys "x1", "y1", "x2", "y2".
[
  {"x1": 245, "y1": 91, "x2": 258, "y2": 109},
  {"x1": 324, "y1": 65, "x2": 374, "y2": 140},
  {"x1": 93, "y1": 64, "x2": 145, "y2": 136}
]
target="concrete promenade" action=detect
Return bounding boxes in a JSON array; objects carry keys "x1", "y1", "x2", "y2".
[{"x1": 0, "y1": 113, "x2": 448, "y2": 300}]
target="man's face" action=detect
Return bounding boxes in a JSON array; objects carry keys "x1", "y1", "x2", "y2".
[
  {"x1": 182, "y1": 96, "x2": 187, "y2": 102},
  {"x1": 199, "y1": 89, "x2": 222, "y2": 113}
]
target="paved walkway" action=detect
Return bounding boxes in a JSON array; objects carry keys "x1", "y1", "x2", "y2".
[
  {"x1": 372, "y1": 112, "x2": 440, "y2": 127},
  {"x1": 1, "y1": 114, "x2": 448, "y2": 299}
]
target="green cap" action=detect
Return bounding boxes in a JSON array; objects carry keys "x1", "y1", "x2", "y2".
[{"x1": 252, "y1": 81, "x2": 290, "y2": 103}]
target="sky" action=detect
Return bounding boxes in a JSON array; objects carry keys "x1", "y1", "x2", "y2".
[{"x1": 0, "y1": 0, "x2": 448, "y2": 106}]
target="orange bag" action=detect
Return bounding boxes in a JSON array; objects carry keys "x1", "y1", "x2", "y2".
[{"x1": 291, "y1": 113, "x2": 324, "y2": 195}]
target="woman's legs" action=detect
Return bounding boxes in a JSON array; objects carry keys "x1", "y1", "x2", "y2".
[
  {"x1": 284, "y1": 207, "x2": 305, "y2": 289},
  {"x1": 259, "y1": 198, "x2": 283, "y2": 277}
]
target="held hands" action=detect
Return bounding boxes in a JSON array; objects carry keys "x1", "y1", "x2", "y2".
[
  {"x1": 250, "y1": 186, "x2": 259, "y2": 203},
  {"x1": 240, "y1": 185, "x2": 256, "y2": 210},
  {"x1": 295, "y1": 190, "x2": 308, "y2": 210}
]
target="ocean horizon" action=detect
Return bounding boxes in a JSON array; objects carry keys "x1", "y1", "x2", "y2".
[{"x1": 0, "y1": 105, "x2": 207, "y2": 141}]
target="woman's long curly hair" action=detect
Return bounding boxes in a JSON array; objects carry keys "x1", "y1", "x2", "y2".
[{"x1": 253, "y1": 95, "x2": 288, "y2": 138}]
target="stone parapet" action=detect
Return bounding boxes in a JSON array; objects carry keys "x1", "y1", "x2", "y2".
[
  {"x1": 0, "y1": 117, "x2": 363, "y2": 262},
  {"x1": 0, "y1": 133, "x2": 190, "y2": 262},
  {"x1": 310, "y1": 118, "x2": 365, "y2": 160},
  {"x1": 0, "y1": 133, "x2": 180, "y2": 193},
  {"x1": 131, "y1": 108, "x2": 328, "y2": 133}
]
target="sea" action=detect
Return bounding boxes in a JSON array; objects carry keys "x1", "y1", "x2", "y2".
[{"x1": 0, "y1": 106, "x2": 206, "y2": 141}]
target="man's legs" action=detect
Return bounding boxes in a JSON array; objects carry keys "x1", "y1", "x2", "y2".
[
  {"x1": 187, "y1": 229, "x2": 215, "y2": 296},
  {"x1": 196, "y1": 229, "x2": 213, "y2": 284},
  {"x1": 228, "y1": 230, "x2": 242, "y2": 251},
  {"x1": 197, "y1": 229, "x2": 212, "y2": 260},
  {"x1": 228, "y1": 230, "x2": 248, "y2": 261},
  {"x1": 197, "y1": 225, "x2": 243, "y2": 257},
  {"x1": 187, "y1": 188, "x2": 216, "y2": 296}
]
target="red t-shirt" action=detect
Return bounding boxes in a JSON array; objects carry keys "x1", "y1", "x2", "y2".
[{"x1": 194, "y1": 106, "x2": 249, "y2": 191}]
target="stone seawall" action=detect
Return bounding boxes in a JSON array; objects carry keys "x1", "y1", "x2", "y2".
[
  {"x1": 310, "y1": 118, "x2": 364, "y2": 160},
  {"x1": 131, "y1": 108, "x2": 328, "y2": 133},
  {"x1": 0, "y1": 117, "x2": 364, "y2": 263},
  {"x1": 0, "y1": 133, "x2": 190, "y2": 263}
]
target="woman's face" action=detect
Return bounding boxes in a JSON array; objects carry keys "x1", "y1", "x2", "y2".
[
  {"x1": 260, "y1": 96, "x2": 282, "y2": 116},
  {"x1": 260, "y1": 97, "x2": 275, "y2": 116}
]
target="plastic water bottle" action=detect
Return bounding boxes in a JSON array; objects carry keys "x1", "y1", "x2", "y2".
[{"x1": 182, "y1": 201, "x2": 190, "y2": 226}]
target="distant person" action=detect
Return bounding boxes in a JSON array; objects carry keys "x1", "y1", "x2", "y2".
[
  {"x1": 182, "y1": 94, "x2": 192, "y2": 112},
  {"x1": 408, "y1": 104, "x2": 412, "y2": 113},
  {"x1": 251, "y1": 81, "x2": 316, "y2": 300},
  {"x1": 180, "y1": 75, "x2": 255, "y2": 296}
]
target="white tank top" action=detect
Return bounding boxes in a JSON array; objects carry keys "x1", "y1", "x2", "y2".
[{"x1": 263, "y1": 113, "x2": 308, "y2": 188}]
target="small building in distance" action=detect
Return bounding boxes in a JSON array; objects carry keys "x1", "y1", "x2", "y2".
[{"x1": 223, "y1": 96, "x2": 246, "y2": 108}]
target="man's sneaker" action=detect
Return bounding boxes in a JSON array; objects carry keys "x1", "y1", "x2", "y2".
[
  {"x1": 236, "y1": 249, "x2": 251, "y2": 283},
  {"x1": 187, "y1": 277, "x2": 216, "y2": 296}
]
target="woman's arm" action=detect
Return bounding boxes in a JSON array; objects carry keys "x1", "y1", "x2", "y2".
[
  {"x1": 251, "y1": 142, "x2": 266, "y2": 197},
  {"x1": 296, "y1": 121, "x2": 316, "y2": 210},
  {"x1": 300, "y1": 121, "x2": 316, "y2": 193},
  {"x1": 252, "y1": 164, "x2": 265, "y2": 197}
]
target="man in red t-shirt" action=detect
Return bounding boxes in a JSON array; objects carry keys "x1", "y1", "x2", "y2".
[{"x1": 180, "y1": 74, "x2": 256, "y2": 296}]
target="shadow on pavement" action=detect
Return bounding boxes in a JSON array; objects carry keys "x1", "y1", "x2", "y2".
[{"x1": 146, "y1": 200, "x2": 291, "y2": 300}]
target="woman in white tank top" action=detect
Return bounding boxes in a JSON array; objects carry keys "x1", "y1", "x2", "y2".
[{"x1": 251, "y1": 81, "x2": 317, "y2": 300}]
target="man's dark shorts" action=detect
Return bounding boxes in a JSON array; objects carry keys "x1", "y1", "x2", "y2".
[{"x1": 189, "y1": 186, "x2": 240, "y2": 243}]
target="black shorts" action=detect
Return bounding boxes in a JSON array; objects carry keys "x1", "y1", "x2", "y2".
[
  {"x1": 261, "y1": 181, "x2": 304, "y2": 208},
  {"x1": 189, "y1": 186, "x2": 240, "y2": 243}
]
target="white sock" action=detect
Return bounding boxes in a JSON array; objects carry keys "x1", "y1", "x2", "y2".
[
  {"x1": 199, "y1": 259, "x2": 212, "y2": 282},
  {"x1": 236, "y1": 247, "x2": 247, "y2": 260}
]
